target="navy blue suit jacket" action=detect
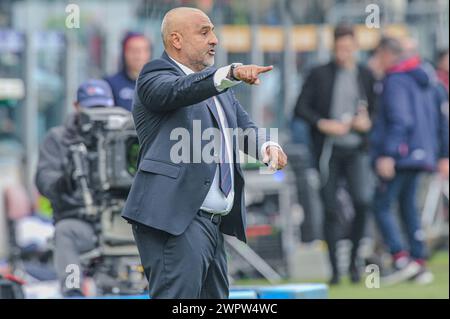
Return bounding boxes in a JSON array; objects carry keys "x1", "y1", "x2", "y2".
[{"x1": 122, "y1": 52, "x2": 269, "y2": 242}]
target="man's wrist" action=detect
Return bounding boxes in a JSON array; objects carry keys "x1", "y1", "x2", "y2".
[
  {"x1": 227, "y1": 63, "x2": 241, "y2": 81},
  {"x1": 214, "y1": 64, "x2": 242, "y2": 92}
]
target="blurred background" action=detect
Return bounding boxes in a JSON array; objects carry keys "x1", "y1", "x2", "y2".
[{"x1": 0, "y1": 0, "x2": 448, "y2": 299}]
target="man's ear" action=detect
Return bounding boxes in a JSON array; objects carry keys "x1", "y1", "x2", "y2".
[
  {"x1": 74, "y1": 102, "x2": 81, "y2": 112},
  {"x1": 171, "y1": 32, "x2": 182, "y2": 50}
]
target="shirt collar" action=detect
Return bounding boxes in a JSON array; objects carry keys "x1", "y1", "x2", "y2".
[{"x1": 168, "y1": 56, "x2": 195, "y2": 75}]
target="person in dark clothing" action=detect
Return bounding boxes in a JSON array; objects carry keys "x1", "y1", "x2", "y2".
[
  {"x1": 104, "y1": 32, "x2": 152, "y2": 111},
  {"x1": 35, "y1": 79, "x2": 115, "y2": 296},
  {"x1": 293, "y1": 24, "x2": 377, "y2": 285},
  {"x1": 371, "y1": 37, "x2": 449, "y2": 285}
]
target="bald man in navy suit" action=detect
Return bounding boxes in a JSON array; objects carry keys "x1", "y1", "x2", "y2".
[{"x1": 122, "y1": 7, "x2": 287, "y2": 299}]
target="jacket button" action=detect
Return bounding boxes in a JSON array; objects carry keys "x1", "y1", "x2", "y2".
[{"x1": 204, "y1": 180, "x2": 211, "y2": 186}]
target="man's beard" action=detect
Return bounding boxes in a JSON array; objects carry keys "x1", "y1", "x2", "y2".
[
  {"x1": 204, "y1": 56, "x2": 214, "y2": 67},
  {"x1": 190, "y1": 53, "x2": 214, "y2": 71}
]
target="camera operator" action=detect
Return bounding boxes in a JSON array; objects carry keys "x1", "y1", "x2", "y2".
[{"x1": 35, "y1": 79, "x2": 115, "y2": 297}]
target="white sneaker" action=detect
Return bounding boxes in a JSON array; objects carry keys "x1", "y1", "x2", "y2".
[
  {"x1": 412, "y1": 268, "x2": 434, "y2": 285},
  {"x1": 381, "y1": 260, "x2": 421, "y2": 286}
]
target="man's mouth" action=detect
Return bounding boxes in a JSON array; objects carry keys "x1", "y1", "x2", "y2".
[{"x1": 208, "y1": 49, "x2": 215, "y2": 56}]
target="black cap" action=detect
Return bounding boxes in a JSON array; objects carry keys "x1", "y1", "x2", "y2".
[{"x1": 76, "y1": 79, "x2": 114, "y2": 108}]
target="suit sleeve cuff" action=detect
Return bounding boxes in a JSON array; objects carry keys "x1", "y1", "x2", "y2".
[{"x1": 214, "y1": 64, "x2": 242, "y2": 92}]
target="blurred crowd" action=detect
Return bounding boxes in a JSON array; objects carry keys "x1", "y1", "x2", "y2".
[{"x1": 293, "y1": 24, "x2": 448, "y2": 285}]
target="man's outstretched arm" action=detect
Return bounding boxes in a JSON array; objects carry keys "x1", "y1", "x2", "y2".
[{"x1": 137, "y1": 60, "x2": 273, "y2": 113}]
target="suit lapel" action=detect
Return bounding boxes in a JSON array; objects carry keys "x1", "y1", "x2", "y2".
[
  {"x1": 204, "y1": 99, "x2": 220, "y2": 127},
  {"x1": 216, "y1": 93, "x2": 237, "y2": 128}
]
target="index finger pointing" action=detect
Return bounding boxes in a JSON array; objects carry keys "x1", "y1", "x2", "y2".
[{"x1": 256, "y1": 65, "x2": 273, "y2": 74}]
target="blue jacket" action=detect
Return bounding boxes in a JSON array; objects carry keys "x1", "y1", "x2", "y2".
[
  {"x1": 370, "y1": 64, "x2": 449, "y2": 171},
  {"x1": 104, "y1": 70, "x2": 135, "y2": 111},
  {"x1": 121, "y1": 52, "x2": 270, "y2": 242}
]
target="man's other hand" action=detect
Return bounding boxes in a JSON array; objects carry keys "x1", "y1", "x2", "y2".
[
  {"x1": 262, "y1": 146, "x2": 288, "y2": 171},
  {"x1": 352, "y1": 106, "x2": 372, "y2": 133},
  {"x1": 232, "y1": 65, "x2": 273, "y2": 85}
]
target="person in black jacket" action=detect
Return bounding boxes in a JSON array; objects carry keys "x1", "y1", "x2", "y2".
[
  {"x1": 293, "y1": 24, "x2": 376, "y2": 285},
  {"x1": 35, "y1": 79, "x2": 114, "y2": 296}
]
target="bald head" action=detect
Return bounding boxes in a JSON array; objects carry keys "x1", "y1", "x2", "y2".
[
  {"x1": 160, "y1": 7, "x2": 218, "y2": 72},
  {"x1": 161, "y1": 7, "x2": 208, "y2": 48}
]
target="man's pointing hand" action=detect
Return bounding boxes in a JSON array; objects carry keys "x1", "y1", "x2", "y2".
[{"x1": 230, "y1": 65, "x2": 273, "y2": 85}]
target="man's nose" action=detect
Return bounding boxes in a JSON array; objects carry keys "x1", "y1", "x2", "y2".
[{"x1": 209, "y1": 32, "x2": 218, "y2": 46}]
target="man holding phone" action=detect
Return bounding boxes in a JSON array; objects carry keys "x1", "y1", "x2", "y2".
[{"x1": 293, "y1": 23, "x2": 377, "y2": 285}]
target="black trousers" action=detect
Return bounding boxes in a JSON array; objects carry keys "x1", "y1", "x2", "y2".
[
  {"x1": 320, "y1": 146, "x2": 372, "y2": 276},
  {"x1": 132, "y1": 211, "x2": 228, "y2": 299}
]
